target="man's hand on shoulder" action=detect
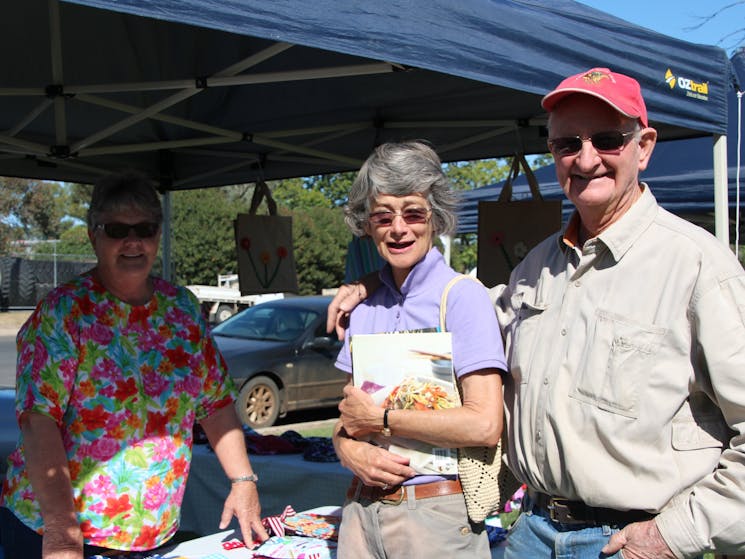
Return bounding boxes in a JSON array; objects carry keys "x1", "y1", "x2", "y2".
[{"x1": 325, "y1": 272, "x2": 381, "y2": 340}]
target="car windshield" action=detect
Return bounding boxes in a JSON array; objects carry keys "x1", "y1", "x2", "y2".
[{"x1": 212, "y1": 303, "x2": 320, "y2": 342}]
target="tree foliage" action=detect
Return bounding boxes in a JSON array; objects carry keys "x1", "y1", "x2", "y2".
[
  {"x1": 292, "y1": 206, "x2": 350, "y2": 295},
  {"x1": 170, "y1": 188, "x2": 239, "y2": 285},
  {"x1": 1, "y1": 177, "x2": 71, "y2": 240},
  {"x1": 33, "y1": 225, "x2": 96, "y2": 259},
  {"x1": 445, "y1": 159, "x2": 512, "y2": 190}
]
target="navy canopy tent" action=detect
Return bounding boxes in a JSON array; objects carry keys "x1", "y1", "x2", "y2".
[
  {"x1": 0, "y1": 0, "x2": 731, "y2": 191},
  {"x1": 457, "y1": 49, "x2": 745, "y2": 238}
]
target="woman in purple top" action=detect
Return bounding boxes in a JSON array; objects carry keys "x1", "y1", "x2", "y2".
[{"x1": 333, "y1": 141, "x2": 507, "y2": 558}]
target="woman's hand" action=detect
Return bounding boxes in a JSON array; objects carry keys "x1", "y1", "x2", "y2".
[
  {"x1": 219, "y1": 481, "x2": 269, "y2": 546},
  {"x1": 338, "y1": 385, "x2": 382, "y2": 438},
  {"x1": 333, "y1": 422, "x2": 416, "y2": 488}
]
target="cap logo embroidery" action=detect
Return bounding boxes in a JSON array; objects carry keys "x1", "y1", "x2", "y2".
[{"x1": 582, "y1": 70, "x2": 611, "y2": 84}]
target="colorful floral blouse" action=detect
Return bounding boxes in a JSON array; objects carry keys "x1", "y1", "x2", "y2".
[{"x1": 1, "y1": 273, "x2": 235, "y2": 551}]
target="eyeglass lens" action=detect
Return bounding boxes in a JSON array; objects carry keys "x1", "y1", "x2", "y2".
[
  {"x1": 548, "y1": 131, "x2": 634, "y2": 156},
  {"x1": 99, "y1": 222, "x2": 160, "y2": 239},
  {"x1": 368, "y1": 208, "x2": 430, "y2": 226}
]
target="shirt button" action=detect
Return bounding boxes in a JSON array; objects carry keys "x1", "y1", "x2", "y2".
[
  {"x1": 575, "y1": 281, "x2": 581, "y2": 287},
  {"x1": 560, "y1": 328, "x2": 567, "y2": 336},
  {"x1": 543, "y1": 378, "x2": 549, "y2": 385},
  {"x1": 460, "y1": 526, "x2": 471, "y2": 536}
]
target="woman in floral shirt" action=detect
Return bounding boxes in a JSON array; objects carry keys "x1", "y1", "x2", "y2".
[{"x1": 0, "y1": 172, "x2": 268, "y2": 558}]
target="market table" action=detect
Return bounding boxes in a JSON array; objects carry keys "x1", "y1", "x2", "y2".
[
  {"x1": 104, "y1": 506, "x2": 507, "y2": 559},
  {"x1": 179, "y1": 444, "x2": 353, "y2": 535}
]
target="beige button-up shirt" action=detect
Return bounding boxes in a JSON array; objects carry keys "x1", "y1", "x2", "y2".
[{"x1": 493, "y1": 186, "x2": 745, "y2": 557}]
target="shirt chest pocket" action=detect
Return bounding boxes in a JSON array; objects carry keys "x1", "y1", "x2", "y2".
[
  {"x1": 570, "y1": 310, "x2": 666, "y2": 419},
  {"x1": 509, "y1": 295, "x2": 548, "y2": 385}
]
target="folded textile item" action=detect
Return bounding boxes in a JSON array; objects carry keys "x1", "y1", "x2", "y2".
[
  {"x1": 283, "y1": 512, "x2": 340, "y2": 540},
  {"x1": 88, "y1": 554, "x2": 175, "y2": 559},
  {"x1": 253, "y1": 535, "x2": 337, "y2": 559},
  {"x1": 263, "y1": 505, "x2": 340, "y2": 541},
  {"x1": 302, "y1": 438, "x2": 339, "y2": 462},
  {"x1": 245, "y1": 433, "x2": 301, "y2": 455}
]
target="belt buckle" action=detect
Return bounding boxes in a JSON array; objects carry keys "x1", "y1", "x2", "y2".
[
  {"x1": 380, "y1": 487, "x2": 405, "y2": 506},
  {"x1": 547, "y1": 498, "x2": 574, "y2": 523}
]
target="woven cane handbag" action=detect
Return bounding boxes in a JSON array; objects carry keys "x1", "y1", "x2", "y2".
[{"x1": 440, "y1": 275, "x2": 522, "y2": 523}]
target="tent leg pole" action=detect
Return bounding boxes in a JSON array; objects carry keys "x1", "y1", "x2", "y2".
[
  {"x1": 162, "y1": 191, "x2": 172, "y2": 281},
  {"x1": 713, "y1": 134, "x2": 730, "y2": 247}
]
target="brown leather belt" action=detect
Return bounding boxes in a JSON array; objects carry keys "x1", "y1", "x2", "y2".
[
  {"x1": 347, "y1": 477, "x2": 462, "y2": 504},
  {"x1": 530, "y1": 491, "x2": 655, "y2": 526}
]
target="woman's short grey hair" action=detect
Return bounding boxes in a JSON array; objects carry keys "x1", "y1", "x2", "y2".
[
  {"x1": 87, "y1": 171, "x2": 163, "y2": 228},
  {"x1": 344, "y1": 140, "x2": 458, "y2": 237}
]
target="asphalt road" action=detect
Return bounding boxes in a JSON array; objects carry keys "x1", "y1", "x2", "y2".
[{"x1": 0, "y1": 336, "x2": 15, "y2": 389}]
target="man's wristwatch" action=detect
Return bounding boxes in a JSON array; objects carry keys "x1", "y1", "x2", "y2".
[{"x1": 382, "y1": 408, "x2": 392, "y2": 437}]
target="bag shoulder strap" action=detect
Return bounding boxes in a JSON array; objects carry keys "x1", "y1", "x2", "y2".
[{"x1": 439, "y1": 274, "x2": 482, "y2": 331}]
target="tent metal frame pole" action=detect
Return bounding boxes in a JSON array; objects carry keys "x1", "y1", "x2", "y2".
[
  {"x1": 713, "y1": 134, "x2": 729, "y2": 246},
  {"x1": 174, "y1": 159, "x2": 258, "y2": 189},
  {"x1": 48, "y1": 0, "x2": 67, "y2": 146},
  {"x1": 438, "y1": 126, "x2": 514, "y2": 155},
  {"x1": 161, "y1": 192, "x2": 172, "y2": 282},
  {"x1": 7, "y1": 99, "x2": 54, "y2": 137},
  {"x1": 80, "y1": 136, "x2": 238, "y2": 157},
  {"x1": 69, "y1": 44, "x2": 294, "y2": 152},
  {"x1": 76, "y1": 94, "x2": 242, "y2": 138},
  {"x1": 252, "y1": 134, "x2": 362, "y2": 167},
  {"x1": 58, "y1": 62, "x2": 393, "y2": 94}
]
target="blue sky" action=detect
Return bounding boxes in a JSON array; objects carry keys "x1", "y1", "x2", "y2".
[{"x1": 577, "y1": 0, "x2": 744, "y2": 55}]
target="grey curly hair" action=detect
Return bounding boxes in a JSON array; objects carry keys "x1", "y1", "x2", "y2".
[
  {"x1": 344, "y1": 141, "x2": 459, "y2": 237},
  {"x1": 87, "y1": 171, "x2": 163, "y2": 228}
]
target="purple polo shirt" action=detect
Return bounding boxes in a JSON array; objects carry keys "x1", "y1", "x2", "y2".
[
  {"x1": 336, "y1": 248, "x2": 506, "y2": 484},
  {"x1": 336, "y1": 247, "x2": 506, "y2": 377}
]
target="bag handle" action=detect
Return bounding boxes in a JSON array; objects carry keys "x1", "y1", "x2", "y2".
[
  {"x1": 248, "y1": 179, "x2": 278, "y2": 215},
  {"x1": 497, "y1": 154, "x2": 542, "y2": 202},
  {"x1": 439, "y1": 274, "x2": 482, "y2": 332}
]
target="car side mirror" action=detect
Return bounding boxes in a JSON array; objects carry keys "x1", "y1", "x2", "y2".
[{"x1": 304, "y1": 336, "x2": 338, "y2": 350}]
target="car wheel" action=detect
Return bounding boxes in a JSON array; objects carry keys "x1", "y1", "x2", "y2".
[
  {"x1": 215, "y1": 304, "x2": 234, "y2": 323},
  {"x1": 236, "y1": 376, "x2": 280, "y2": 429}
]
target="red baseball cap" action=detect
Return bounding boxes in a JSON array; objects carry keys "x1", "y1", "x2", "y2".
[{"x1": 541, "y1": 68, "x2": 648, "y2": 127}]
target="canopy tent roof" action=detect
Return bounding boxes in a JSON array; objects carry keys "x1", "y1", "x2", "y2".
[
  {"x1": 456, "y1": 50, "x2": 745, "y2": 235},
  {"x1": 0, "y1": 0, "x2": 731, "y2": 190}
]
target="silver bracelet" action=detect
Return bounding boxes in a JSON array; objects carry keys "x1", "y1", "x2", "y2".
[{"x1": 230, "y1": 474, "x2": 259, "y2": 484}]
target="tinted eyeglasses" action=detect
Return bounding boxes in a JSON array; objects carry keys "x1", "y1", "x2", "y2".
[
  {"x1": 95, "y1": 222, "x2": 160, "y2": 239},
  {"x1": 368, "y1": 208, "x2": 432, "y2": 227},
  {"x1": 548, "y1": 130, "x2": 636, "y2": 157}
]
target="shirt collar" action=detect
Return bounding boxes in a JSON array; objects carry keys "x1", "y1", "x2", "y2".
[
  {"x1": 560, "y1": 184, "x2": 658, "y2": 261},
  {"x1": 379, "y1": 246, "x2": 443, "y2": 296}
]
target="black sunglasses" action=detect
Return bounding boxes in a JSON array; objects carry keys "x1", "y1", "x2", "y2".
[
  {"x1": 548, "y1": 130, "x2": 636, "y2": 157},
  {"x1": 95, "y1": 222, "x2": 160, "y2": 239},
  {"x1": 368, "y1": 208, "x2": 432, "y2": 227}
]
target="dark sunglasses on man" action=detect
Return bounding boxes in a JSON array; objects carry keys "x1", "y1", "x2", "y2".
[
  {"x1": 548, "y1": 130, "x2": 636, "y2": 157},
  {"x1": 95, "y1": 222, "x2": 160, "y2": 239}
]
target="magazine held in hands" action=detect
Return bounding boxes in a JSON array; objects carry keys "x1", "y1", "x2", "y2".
[{"x1": 351, "y1": 331, "x2": 459, "y2": 475}]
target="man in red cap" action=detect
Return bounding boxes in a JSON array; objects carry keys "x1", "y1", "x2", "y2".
[
  {"x1": 327, "y1": 68, "x2": 745, "y2": 558},
  {"x1": 491, "y1": 67, "x2": 745, "y2": 559}
]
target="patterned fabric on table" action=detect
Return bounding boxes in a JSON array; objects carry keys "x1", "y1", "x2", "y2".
[{"x1": 1, "y1": 273, "x2": 235, "y2": 551}]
